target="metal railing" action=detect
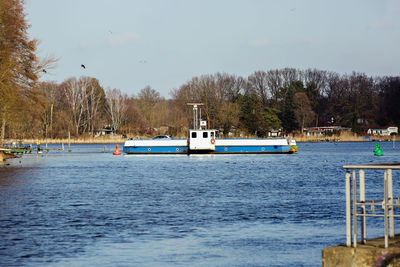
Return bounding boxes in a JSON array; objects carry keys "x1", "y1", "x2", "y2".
[{"x1": 344, "y1": 163, "x2": 400, "y2": 248}]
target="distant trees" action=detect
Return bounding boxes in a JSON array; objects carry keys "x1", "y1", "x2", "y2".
[
  {"x1": 379, "y1": 77, "x2": 400, "y2": 126},
  {"x1": 58, "y1": 77, "x2": 106, "y2": 136},
  {"x1": 167, "y1": 69, "x2": 400, "y2": 137},
  {"x1": 1, "y1": 67, "x2": 400, "y2": 140}
]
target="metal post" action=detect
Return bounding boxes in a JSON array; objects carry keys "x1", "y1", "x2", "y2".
[
  {"x1": 199, "y1": 108, "x2": 202, "y2": 128},
  {"x1": 388, "y1": 169, "x2": 394, "y2": 238},
  {"x1": 346, "y1": 171, "x2": 352, "y2": 247},
  {"x1": 193, "y1": 105, "x2": 197, "y2": 130},
  {"x1": 352, "y1": 170, "x2": 358, "y2": 247},
  {"x1": 359, "y1": 170, "x2": 366, "y2": 243},
  {"x1": 384, "y1": 170, "x2": 389, "y2": 248}
]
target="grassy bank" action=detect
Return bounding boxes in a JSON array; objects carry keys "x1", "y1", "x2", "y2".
[
  {"x1": 4, "y1": 133, "x2": 398, "y2": 145},
  {"x1": 294, "y1": 132, "x2": 398, "y2": 142},
  {"x1": 5, "y1": 137, "x2": 126, "y2": 145}
]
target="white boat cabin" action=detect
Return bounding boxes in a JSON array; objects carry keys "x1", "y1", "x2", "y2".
[{"x1": 189, "y1": 129, "x2": 217, "y2": 151}]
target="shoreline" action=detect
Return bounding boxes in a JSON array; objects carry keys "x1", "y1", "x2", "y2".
[
  {"x1": 3, "y1": 135, "x2": 398, "y2": 144},
  {"x1": 294, "y1": 135, "x2": 398, "y2": 143}
]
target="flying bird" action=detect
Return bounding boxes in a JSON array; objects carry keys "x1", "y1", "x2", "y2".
[
  {"x1": 42, "y1": 69, "x2": 47, "y2": 73},
  {"x1": 81, "y1": 64, "x2": 86, "y2": 69}
]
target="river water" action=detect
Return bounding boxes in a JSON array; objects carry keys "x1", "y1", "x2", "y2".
[{"x1": 1, "y1": 141, "x2": 400, "y2": 266}]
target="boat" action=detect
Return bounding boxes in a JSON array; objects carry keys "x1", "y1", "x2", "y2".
[{"x1": 123, "y1": 103, "x2": 297, "y2": 154}]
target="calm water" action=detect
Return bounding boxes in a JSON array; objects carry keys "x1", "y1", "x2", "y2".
[{"x1": 1, "y1": 141, "x2": 400, "y2": 266}]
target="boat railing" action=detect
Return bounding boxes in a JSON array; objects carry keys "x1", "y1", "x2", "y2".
[{"x1": 343, "y1": 163, "x2": 400, "y2": 248}]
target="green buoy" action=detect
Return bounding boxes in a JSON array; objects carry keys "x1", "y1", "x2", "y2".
[{"x1": 374, "y1": 142, "x2": 383, "y2": 156}]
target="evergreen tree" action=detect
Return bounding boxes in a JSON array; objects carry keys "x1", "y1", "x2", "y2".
[
  {"x1": 237, "y1": 93, "x2": 266, "y2": 136},
  {"x1": 279, "y1": 81, "x2": 304, "y2": 132}
]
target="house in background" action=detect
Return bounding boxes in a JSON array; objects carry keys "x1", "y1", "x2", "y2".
[
  {"x1": 303, "y1": 126, "x2": 351, "y2": 136},
  {"x1": 268, "y1": 129, "x2": 282, "y2": 137},
  {"x1": 367, "y1": 127, "x2": 398, "y2": 136},
  {"x1": 94, "y1": 126, "x2": 115, "y2": 137}
]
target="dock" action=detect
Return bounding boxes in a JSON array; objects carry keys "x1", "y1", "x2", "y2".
[
  {"x1": 322, "y1": 163, "x2": 400, "y2": 266},
  {"x1": 0, "y1": 142, "x2": 65, "y2": 162}
]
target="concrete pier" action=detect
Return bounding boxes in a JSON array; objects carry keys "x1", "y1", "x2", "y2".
[
  {"x1": 323, "y1": 235, "x2": 400, "y2": 266},
  {"x1": 322, "y1": 163, "x2": 400, "y2": 266}
]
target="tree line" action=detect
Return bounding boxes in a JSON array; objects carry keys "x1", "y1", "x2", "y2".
[
  {"x1": 4, "y1": 69, "x2": 400, "y2": 140},
  {"x1": 1, "y1": 0, "x2": 400, "y2": 142}
]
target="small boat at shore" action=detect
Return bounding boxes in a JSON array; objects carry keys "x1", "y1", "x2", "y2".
[{"x1": 123, "y1": 104, "x2": 297, "y2": 155}]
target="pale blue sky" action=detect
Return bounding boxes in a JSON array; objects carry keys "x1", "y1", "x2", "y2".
[{"x1": 25, "y1": 0, "x2": 400, "y2": 97}]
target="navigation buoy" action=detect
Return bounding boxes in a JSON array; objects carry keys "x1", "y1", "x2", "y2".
[
  {"x1": 374, "y1": 142, "x2": 383, "y2": 156},
  {"x1": 113, "y1": 144, "x2": 121, "y2": 155}
]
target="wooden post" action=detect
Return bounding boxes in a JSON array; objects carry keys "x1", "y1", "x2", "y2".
[
  {"x1": 68, "y1": 131, "x2": 71, "y2": 152},
  {"x1": 393, "y1": 134, "x2": 395, "y2": 150},
  {"x1": 50, "y1": 103, "x2": 53, "y2": 137}
]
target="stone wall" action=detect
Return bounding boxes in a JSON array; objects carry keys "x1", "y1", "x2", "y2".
[{"x1": 322, "y1": 245, "x2": 400, "y2": 266}]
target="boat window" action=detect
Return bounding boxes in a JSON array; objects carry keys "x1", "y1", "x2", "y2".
[
  {"x1": 211, "y1": 132, "x2": 214, "y2": 138},
  {"x1": 192, "y1": 132, "x2": 197, "y2": 138},
  {"x1": 203, "y1": 132, "x2": 208, "y2": 138}
]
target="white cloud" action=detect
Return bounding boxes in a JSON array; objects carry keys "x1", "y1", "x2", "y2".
[{"x1": 107, "y1": 31, "x2": 141, "y2": 47}]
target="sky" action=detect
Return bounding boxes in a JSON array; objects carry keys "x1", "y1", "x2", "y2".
[{"x1": 25, "y1": 0, "x2": 400, "y2": 98}]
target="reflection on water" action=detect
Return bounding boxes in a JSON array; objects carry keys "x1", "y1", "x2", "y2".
[{"x1": 1, "y1": 141, "x2": 400, "y2": 266}]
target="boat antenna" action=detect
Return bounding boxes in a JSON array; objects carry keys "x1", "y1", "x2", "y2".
[{"x1": 187, "y1": 103, "x2": 203, "y2": 130}]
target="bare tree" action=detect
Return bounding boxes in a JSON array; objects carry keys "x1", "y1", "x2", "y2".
[
  {"x1": 82, "y1": 77, "x2": 105, "y2": 135},
  {"x1": 248, "y1": 71, "x2": 270, "y2": 105},
  {"x1": 301, "y1": 68, "x2": 328, "y2": 96},
  {"x1": 137, "y1": 85, "x2": 163, "y2": 126},
  {"x1": 39, "y1": 81, "x2": 58, "y2": 138},
  {"x1": 280, "y1": 68, "x2": 299, "y2": 87},
  {"x1": 61, "y1": 77, "x2": 85, "y2": 136},
  {"x1": 105, "y1": 88, "x2": 128, "y2": 133},
  {"x1": 266, "y1": 69, "x2": 283, "y2": 104}
]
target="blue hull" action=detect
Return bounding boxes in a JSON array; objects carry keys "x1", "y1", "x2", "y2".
[
  {"x1": 123, "y1": 146, "x2": 188, "y2": 154},
  {"x1": 123, "y1": 145, "x2": 292, "y2": 154},
  {"x1": 214, "y1": 145, "x2": 290, "y2": 153}
]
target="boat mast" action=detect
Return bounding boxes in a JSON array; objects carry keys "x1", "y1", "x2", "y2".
[{"x1": 187, "y1": 103, "x2": 203, "y2": 130}]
